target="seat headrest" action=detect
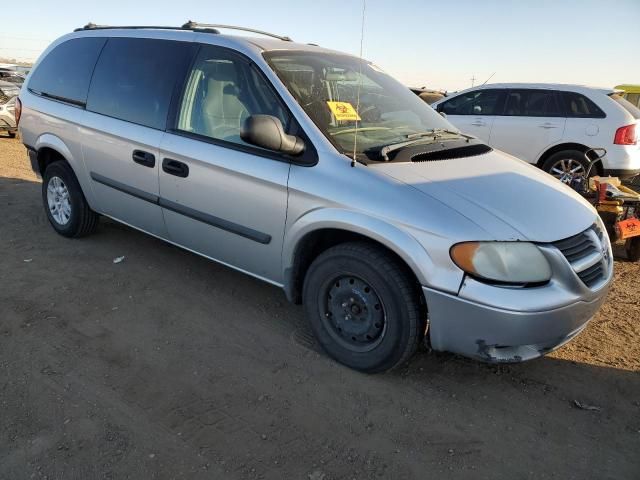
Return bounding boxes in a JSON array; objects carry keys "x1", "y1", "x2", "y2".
[{"x1": 202, "y1": 60, "x2": 238, "y2": 83}]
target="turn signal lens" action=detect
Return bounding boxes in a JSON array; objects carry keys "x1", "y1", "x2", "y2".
[{"x1": 451, "y1": 241, "x2": 552, "y2": 285}]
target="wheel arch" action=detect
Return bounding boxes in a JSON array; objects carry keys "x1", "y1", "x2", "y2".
[
  {"x1": 536, "y1": 142, "x2": 604, "y2": 175},
  {"x1": 34, "y1": 134, "x2": 76, "y2": 174},
  {"x1": 282, "y1": 210, "x2": 435, "y2": 304},
  {"x1": 34, "y1": 134, "x2": 97, "y2": 209}
]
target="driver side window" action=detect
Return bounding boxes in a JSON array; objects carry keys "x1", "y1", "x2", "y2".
[
  {"x1": 177, "y1": 46, "x2": 290, "y2": 147},
  {"x1": 440, "y1": 89, "x2": 503, "y2": 116}
]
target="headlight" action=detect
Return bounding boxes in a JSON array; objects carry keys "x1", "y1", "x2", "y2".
[{"x1": 450, "y1": 242, "x2": 552, "y2": 285}]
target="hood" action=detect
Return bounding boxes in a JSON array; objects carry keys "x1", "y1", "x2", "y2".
[{"x1": 373, "y1": 150, "x2": 597, "y2": 242}]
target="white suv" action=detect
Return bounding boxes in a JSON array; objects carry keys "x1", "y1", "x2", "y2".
[{"x1": 432, "y1": 83, "x2": 640, "y2": 180}]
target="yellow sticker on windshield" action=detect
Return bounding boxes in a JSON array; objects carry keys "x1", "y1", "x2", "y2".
[{"x1": 327, "y1": 101, "x2": 361, "y2": 122}]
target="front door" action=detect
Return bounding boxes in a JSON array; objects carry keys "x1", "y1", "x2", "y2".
[
  {"x1": 437, "y1": 88, "x2": 505, "y2": 143},
  {"x1": 159, "y1": 45, "x2": 294, "y2": 283}
]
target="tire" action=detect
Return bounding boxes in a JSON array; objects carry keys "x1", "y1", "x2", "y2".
[
  {"x1": 542, "y1": 150, "x2": 593, "y2": 184},
  {"x1": 626, "y1": 237, "x2": 640, "y2": 262},
  {"x1": 302, "y1": 241, "x2": 425, "y2": 373},
  {"x1": 7, "y1": 131, "x2": 16, "y2": 138},
  {"x1": 42, "y1": 161, "x2": 99, "y2": 238}
]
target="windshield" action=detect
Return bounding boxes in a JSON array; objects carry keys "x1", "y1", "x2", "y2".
[{"x1": 264, "y1": 51, "x2": 452, "y2": 158}]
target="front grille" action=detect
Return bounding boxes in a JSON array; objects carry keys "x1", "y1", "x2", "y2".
[
  {"x1": 578, "y1": 262, "x2": 605, "y2": 288},
  {"x1": 552, "y1": 224, "x2": 610, "y2": 289},
  {"x1": 553, "y1": 232, "x2": 596, "y2": 263}
]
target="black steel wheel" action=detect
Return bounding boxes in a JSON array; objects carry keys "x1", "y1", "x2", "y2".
[
  {"x1": 303, "y1": 241, "x2": 425, "y2": 373},
  {"x1": 320, "y1": 274, "x2": 387, "y2": 352}
]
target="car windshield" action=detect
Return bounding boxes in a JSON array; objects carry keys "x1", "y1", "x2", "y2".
[{"x1": 264, "y1": 51, "x2": 452, "y2": 159}]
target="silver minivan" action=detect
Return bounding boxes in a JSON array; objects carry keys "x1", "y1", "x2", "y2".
[{"x1": 18, "y1": 23, "x2": 613, "y2": 372}]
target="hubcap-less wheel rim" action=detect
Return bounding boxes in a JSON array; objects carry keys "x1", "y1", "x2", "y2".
[
  {"x1": 47, "y1": 176, "x2": 72, "y2": 225},
  {"x1": 320, "y1": 275, "x2": 387, "y2": 352},
  {"x1": 550, "y1": 158, "x2": 586, "y2": 184}
]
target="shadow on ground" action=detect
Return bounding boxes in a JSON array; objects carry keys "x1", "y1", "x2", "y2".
[{"x1": 1, "y1": 175, "x2": 639, "y2": 480}]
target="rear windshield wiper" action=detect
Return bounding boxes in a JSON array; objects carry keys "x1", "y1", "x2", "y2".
[{"x1": 378, "y1": 129, "x2": 473, "y2": 161}]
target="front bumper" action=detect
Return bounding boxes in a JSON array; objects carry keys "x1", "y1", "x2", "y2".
[{"x1": 423, "y1": 286, "x2": 609, "y2": 362}]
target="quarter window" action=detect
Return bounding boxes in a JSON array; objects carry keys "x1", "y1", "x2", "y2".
[
  {"x1": 177, "y1": 46, "x2": 290, "y2": 147},
  {"x1": 28, "y1": 37, "x2": 106, "y2": 106},
  {"x1": 561, "y1": 92, "x2": 606, "y2": 118},
  {"x1": 439, "y1": 89, "x2": 503, "y2": 115},
  {"x1": 87, "y1": 38, "x2": 191, "y2": 130}
]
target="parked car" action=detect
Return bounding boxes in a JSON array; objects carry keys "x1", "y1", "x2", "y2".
[
  {"x1": 410, "y1": 87, "x2": 445, "y2": 104},
  {"x1": 615, "y1": 84, "x2": 640, "y2": 109},
  {"x1": 431, "y1": 83, "x2": 640, "y2": 181},
  {"x1": 18, "y1": 24, "x2": 613, "y2": 372},
  {"x1": 0, "y1": 80, "x2": 20, "y2": 103},
  {"x1": 0, "y1": 95, "x2": 17, "y2": 137},
  {"x1": 0, "y1": 69, "x2": 25, "y2": 85}
]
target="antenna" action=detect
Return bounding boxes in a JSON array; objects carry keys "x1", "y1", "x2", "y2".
[
  {"x1": 351, "y1": 0, "x2": 366, "y2": 167},
  {"x1": 481, "y1": 72, "x2": 496, "y2": 85},
  {"x1": 470, "y1": 75, "x2": 476, "y2": 87}
]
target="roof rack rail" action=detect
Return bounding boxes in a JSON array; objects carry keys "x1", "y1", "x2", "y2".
[
  {"x1": 74, "y1": 22, "x2": 199, "y2": 33},
  {"x1": 74, "y1": 21, "x2": 292, "y2": 42},
  {"x1": 181, "y1": 21, "x2": 292, "y2": 41}
]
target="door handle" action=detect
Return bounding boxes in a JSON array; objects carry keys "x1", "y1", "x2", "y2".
[
  {"x1": 132, "y1": 150, "x2": 155, "y2": 168},
  {"x1": 162, "y1": 158, "x2": 189, "y2": 178},
  {"x1": 471, "y1": 121, "x2": 486, "y2": 127},
  {"x1": 538, "y1": 123, "x2": 558, "y2": 129}
]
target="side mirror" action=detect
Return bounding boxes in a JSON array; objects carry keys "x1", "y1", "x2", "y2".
[
  {"x1": 439, "y1": 111, "x2": 447, "y2": 119},
  {"x1": 241, "y1": 115, "x2": 305, "y2": 156}
]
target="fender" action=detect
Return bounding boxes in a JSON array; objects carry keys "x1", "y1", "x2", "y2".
[
  {"x1": 34, "y1": 132, "x2": 98, "y2": 209},
  {"x1": 282, "y1": 207, "x2": 438, "y2": 291},
  {"x1": 35, "y1": 133, "x2": 76, "y2": 168}
]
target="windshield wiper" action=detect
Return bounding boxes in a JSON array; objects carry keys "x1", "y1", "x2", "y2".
[{"x1": 378, "y1": 129, "x2": 473, "y2": 161}]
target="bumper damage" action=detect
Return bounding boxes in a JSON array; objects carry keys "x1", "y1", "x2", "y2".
[{"x1": 423, "y1": 285, "x2": 610, "y2": 363}]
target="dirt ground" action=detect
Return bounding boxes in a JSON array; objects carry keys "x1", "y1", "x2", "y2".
[{"x1": 1, "y1": 135, "x2": 639, "y2": 480}]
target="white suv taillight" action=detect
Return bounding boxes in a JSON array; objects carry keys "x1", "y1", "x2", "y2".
[
  {"x1": 14, "y1": 97, "x2": 22, "y2": 126},
  {"x1": 614, "y1": 123, "x2": 637, "y2": 145}
]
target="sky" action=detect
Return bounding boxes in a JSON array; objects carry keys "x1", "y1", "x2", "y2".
[{"x1": 1, "y1": 0, "x2": 638, "y2": 91}]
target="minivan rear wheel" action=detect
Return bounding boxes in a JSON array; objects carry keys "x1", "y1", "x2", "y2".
[
  {"x1": 42, "y1": 161, "x2": 99, "y2": 237},
  {"x1": 303, "y1": 242, "x2": 425, "y2": 373},
  {"x1": 542, "y1": 150, "x2": 592, "y2": 184}
]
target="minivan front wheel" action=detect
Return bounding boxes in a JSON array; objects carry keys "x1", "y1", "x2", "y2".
[
  {"x1": 542, "y1": 150, "x2": 592, "y2": 184},
  {"x1": 303, "y1": 242, "x2": 425, "y2": 373},
  {"x1": 42, "y1": 161, "x2": 99, "y2": 237}
]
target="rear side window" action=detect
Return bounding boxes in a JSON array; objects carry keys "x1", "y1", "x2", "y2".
[
  {"x1": 87, "y1": 38, "x2": 191, "y2": 130},
  {"x1": 561, "y1": 92, "x2": 606, "y2": 118},
  {"x1": 439, "y1": 89, "x2": 504, "y2": 115},
  {"x1": 28, "y1": 37, "x2": 106, "y2": 106},
  {"x1": 609, "y1": 93, "x2": 640, "y2": 119},
  {"x1": 502, "y1": 89, "x2": 563, "y2": 117}
]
